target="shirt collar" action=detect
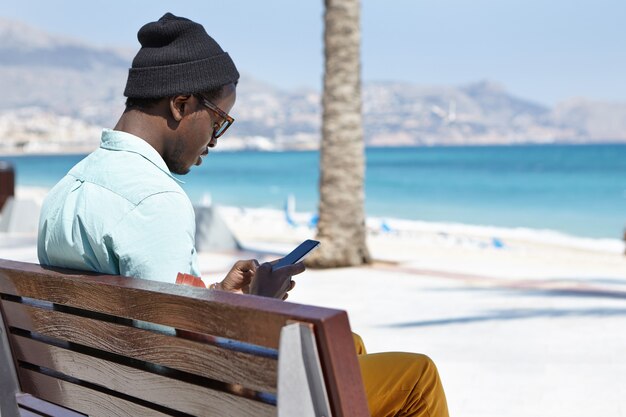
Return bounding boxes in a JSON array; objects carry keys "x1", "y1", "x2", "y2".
[{"x1": 99, "y1": 129, "x2": 184, "y2": 184}]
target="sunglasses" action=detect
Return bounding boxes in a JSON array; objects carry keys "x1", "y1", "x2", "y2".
[{"x1": 196, "y1": 94, "x2": 235, "y2": 139}]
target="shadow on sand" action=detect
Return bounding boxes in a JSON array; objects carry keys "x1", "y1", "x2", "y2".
[
  {"x1": 385, "y1": 307, "x2": 626, "y2": 328},
  {"x1": 428, "y1": 278, "x2": 626, "y2": 300}
]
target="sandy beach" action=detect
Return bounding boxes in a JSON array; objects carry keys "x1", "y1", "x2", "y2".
[{"x1": 2, "y1": 186, "x2": 626, "y2": 416}]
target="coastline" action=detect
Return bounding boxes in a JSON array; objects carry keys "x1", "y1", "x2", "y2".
[
  {"x1": 2, "y1": 140, "x2": 626, "y2": 158},
  {"x1": 215, "y1": 203, "x2": 626, "y2": 254},
  {"x1": 0, "y1": 148, "x2": 93, "y2": 157},
  {"x1": 8, "y1": 185, "x2": 626, "y2": 255},
  {"x1": 4, "y1": 144, "x2": 625, "y2": 242},
  {"x1": 215, "y1": 204, "x2": 626, "y2": 282}
]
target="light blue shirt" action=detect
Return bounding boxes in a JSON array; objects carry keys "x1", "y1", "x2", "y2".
[{"x1": 38, "y1": 129, "x2": 200, "y2": 283}]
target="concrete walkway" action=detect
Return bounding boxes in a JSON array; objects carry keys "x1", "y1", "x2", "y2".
[{"x1": 290, "y1": 265, "x2": 626, "y2": 417}]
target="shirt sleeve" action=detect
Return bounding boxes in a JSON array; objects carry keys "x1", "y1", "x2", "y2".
[{"x1": 109, "y1": 191, "x2": 201, "y2": 283}]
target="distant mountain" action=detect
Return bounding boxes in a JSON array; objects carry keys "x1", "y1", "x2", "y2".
[
  {"x1": 1, "y1": 17, "x2": 625, "y2": 153},
  {"x1": 0, "y1": 17, "x2": 130, "y2": 135},
  {"x1": 0, "y1": 17, "x2": 132, "y2": 68},
  {"x1": 552, "y1": 98, "x2": 626, "y2": 141}
]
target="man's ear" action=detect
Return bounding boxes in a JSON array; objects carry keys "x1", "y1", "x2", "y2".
[{"x1": 169, "y1": 95, "x2": 192, "y2": 122}]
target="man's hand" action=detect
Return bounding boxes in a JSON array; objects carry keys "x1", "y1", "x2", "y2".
[
  {"x1": 221, "y1": 259, "x2": 258, "y2": 294},
  {"x1": 220, "y1": 259, "x2": 305, "y2": 300},
  {"x1": 249, "y1": 261, "x2": 304, "y2": 300}
]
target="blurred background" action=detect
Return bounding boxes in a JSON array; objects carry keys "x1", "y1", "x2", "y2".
[{"x1": 0, "y1": 1, "x2": 625, "y2": 416}]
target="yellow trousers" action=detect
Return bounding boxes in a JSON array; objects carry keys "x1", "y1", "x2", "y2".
[{"x1": 353, "y1": 333, "x2": 449, "y2": 417}]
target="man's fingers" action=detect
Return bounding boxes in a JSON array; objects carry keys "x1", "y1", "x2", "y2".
[
  {"x1": 273, "y1": 261, "x2": 305, "y2": 275},
  {"x1": 284, "y1": 261, "x2": 305, "y2": 276},
  {"x1": 287, "y1": 280, "x2": 296, "y2": 292},
  {"x1": 246, "y1": 259, "x2": 259, "y2": 272},
  {"x1": 257, "y1": 261, "x2": 273, "y2": 273},
  {"x1": 235, "y1": 259, "x2": 258, "y2": 273}
]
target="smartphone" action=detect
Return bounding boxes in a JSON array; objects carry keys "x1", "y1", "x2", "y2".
[{"x1": 272, "y1": 239, "x2": 320, "y2": 271}]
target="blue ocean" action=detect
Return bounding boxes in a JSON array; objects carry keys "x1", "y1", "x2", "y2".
[{"x1": 2, "y1": 144, "x2": 625, "y2": 240}]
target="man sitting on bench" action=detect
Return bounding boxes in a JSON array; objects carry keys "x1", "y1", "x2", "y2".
[{"x1": 37, "y1": 13, "x2": 449, "y2": 417}]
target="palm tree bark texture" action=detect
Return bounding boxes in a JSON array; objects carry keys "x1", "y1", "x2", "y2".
[{"x1": 307, "y1": 0, "x2": 371, "y2": 268}]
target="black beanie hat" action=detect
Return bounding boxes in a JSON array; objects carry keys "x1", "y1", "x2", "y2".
[{"x1": 123, "y1": 13, "x2": 239, "y2": 98}]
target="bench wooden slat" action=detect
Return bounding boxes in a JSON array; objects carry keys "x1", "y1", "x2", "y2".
[
  {"x1": 13, "y1": 336, "x2": 275, "y2": 417},
  {"x1": 0, "y1": 259, "x2": 341, "y2": 349},
  {"x1": 17, "y1": 369, "x2": 171, "y2": 417},
  {"x1": 1, "y1": 298, "x2": 21, "y2": 417},
  {"x1": 17, "y1": 408, "x2": 42, "y2": 417},
  {"x1": 314, "y1": 311, "x2": 371, "y2": 416},
  {"x1": 16, "y1": 393, "x2": 85, "y2": 417},
  {"x1": 2, "y1": 300, "x2": 278, "y2": 393}
]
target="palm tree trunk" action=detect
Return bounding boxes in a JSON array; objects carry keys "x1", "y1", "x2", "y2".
[{"x1": 307, "y1": 0, "x2": 371, "y2": 268}]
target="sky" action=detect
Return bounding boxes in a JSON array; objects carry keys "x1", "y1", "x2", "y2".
[{"x1": 2, "y1": 0, "x2": 625, "y2": 106}]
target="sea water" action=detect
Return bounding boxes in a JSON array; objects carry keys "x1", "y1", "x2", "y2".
[{"x1": 2, "y1": 144, "x2": 625, "y2": 240}]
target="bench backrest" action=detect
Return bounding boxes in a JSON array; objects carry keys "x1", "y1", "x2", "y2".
[{"x1": 0, "y1": 259, "x2": 369, "y2": 417}]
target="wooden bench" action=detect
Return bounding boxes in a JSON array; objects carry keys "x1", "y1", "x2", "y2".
[{"x1": 0, "y1": 258, "x2": 369, "y2": 417}]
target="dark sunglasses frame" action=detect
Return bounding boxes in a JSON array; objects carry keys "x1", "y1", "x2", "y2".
[{"x1": 195, "y1": 94, "x2": 235, "y2": 139}]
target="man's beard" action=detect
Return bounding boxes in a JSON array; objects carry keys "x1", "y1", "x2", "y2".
[{"x1": 166, "y1": 138, "x2": 191, "y2": 175}]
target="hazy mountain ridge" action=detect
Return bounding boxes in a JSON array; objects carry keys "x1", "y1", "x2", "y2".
[
  {"x1": 0, "y1": 17, "x2": 132, "y2": 69},
  {"x1": 1, "y1": 17, "x2": 624, "y2": 153}
]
